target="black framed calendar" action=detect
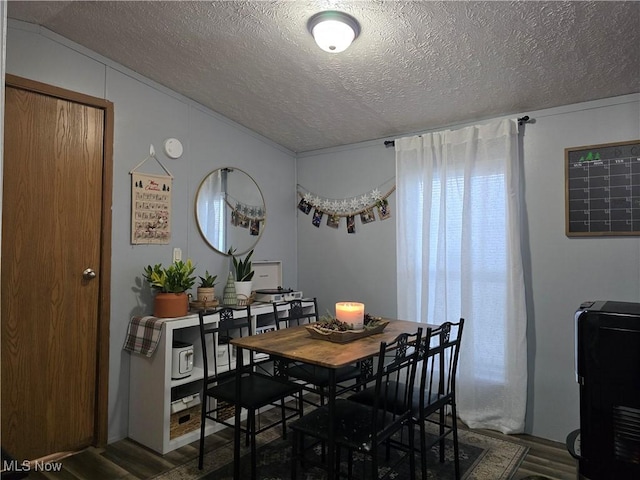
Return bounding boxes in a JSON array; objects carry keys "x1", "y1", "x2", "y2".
[{"x1": 566, "y1": 140, "x2": 640, "y2": 237}]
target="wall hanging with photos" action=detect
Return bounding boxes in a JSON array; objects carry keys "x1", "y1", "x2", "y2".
[
  {"x1": 566, "y1": 140, "x2": 640, "y2": 237},
  {"x1": 297, "y1": 179, "x2": 395, "y2": 234},
  {"x1": 227, "y1": 193, "x2": 265, "y2": 236},
  {"x1": 130, "y1": 146, "x2": 173, "y2": 244}
]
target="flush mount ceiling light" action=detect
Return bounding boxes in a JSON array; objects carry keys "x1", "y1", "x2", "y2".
[{"x1": 308, "y1": 10, "x2": 360, "y2": 53}]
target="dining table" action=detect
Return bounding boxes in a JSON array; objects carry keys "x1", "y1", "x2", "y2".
[{"x1": 230, "y1": 317, "x2": 428, "y2": 480}]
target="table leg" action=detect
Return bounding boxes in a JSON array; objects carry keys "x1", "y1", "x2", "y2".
[
  {"x1": 327, "y1": 368, "x2": 336, "y2": 480},
  {"x1": 233, "y1": 346, "x2": 243, "y2": 479}
]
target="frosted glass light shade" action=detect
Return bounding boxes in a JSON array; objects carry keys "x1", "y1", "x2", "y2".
[{"x1": 308, "y1": 11, "x2": 360, "y2": 53}]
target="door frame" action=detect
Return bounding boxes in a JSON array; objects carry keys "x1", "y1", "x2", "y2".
[{"x1": 4, "y1": 73, "x2": 113, "y2": 446}]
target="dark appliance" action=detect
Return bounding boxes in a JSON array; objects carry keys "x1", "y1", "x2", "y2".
[{"x1": 575, "y1": 301, "x2": 640, "y2": 480}]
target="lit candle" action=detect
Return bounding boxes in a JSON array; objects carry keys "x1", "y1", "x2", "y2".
[{"x1": 335, "y1": 302, "x2": 365, "y2": 330}]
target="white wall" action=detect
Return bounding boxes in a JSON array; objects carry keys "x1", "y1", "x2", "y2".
[
  {"x1": 5, "y1": 20, "x2": 298, "y2": 443},
  {"x1": 297, "y1": 94, "x2": 640, "y2": 441}
]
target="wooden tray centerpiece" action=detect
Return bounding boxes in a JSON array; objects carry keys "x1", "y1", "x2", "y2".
[
  {"x1": 306, "y1": 314, "x2": 389, "y2": 343},
  {"x1": 189, "y1": 298, "x2": 220, "y2": 311}
]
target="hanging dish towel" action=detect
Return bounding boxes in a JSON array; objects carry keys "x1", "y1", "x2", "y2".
[{"x1": 123, "y1": 316, "x2": 167, "y2": 357}]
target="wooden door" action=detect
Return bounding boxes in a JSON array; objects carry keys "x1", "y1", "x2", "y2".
[{"x1": 1, "y1": 75, "x2": 113, "y2": 461}]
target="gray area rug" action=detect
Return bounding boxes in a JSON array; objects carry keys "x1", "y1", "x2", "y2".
[{"x1": 153, "y1": 424, "x2": 528, "y2": 480}]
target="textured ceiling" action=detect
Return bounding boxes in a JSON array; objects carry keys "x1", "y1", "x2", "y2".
[{"x1": 7, "y1": 1, "x2": 640, "y2": 153}]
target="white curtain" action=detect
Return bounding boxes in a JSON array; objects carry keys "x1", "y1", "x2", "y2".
[{"x1": 395, "y1": 118, "x2": 527, "y2": 433}]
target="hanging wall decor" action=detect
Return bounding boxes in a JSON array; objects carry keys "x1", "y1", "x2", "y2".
[
  {"x1": 227, "y1": 194, "x2": 265, "y2": 237},
  {"x1": 297, "y1": 179, "x2": 395, "y2": 234},
  {"x1": 130, "y1": 145, "x2": 174, "y2": 244},
  {"x1": 566, "y1": 139, "x2": 640, "y2": 237}
]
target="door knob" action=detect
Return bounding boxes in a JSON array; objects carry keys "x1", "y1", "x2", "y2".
[{"x1": 83, "y1": 268, "x2": 97, "y2": 280}]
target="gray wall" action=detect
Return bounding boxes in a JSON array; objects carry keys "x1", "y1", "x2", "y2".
[
  {"x1": 5, "y1": 20, "x2": 298, "y2": 443},
  {"x1": 297, "y1": 95, "x2": 640, "y2": 442},
  {"x1": 297, "y1": 143, "x2": 396, "y2": 318}
]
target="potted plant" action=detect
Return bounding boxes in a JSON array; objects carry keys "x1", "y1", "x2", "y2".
[
  {"x1": 143, "y1": 259, "x2": 196, "y2": 317},
  {"x1": 228, "y1": 248, "x2": 255, "y2": 303},
  {"x1": 197, "y1": 270, "x2": 217, "y2": 303}
]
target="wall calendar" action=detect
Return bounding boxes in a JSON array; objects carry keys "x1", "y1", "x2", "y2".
[
  {"x1": 131, "y1": 172, "x2": 172, "y2": 244},
  {"x1": 566, "y1": 140, "x2": 640, "y2": 237}
]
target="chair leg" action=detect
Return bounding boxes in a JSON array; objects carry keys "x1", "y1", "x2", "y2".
[
  {"x1": 439, "y1": 407, "x2": 446, "y2": 463},
  {"x1": 281, "y1": 398, "x2": 288, "y2": 440},
  {"x1": 451, "y1": 402, "x2": 461, "y2": 480},
  {"x1": 198, "y1": 397, "x2": 207, "y2": 470},
  {"x1": 419, "y1": 419, "x2": 428, "y2": 480},
  {"x1": 370, "y1": 446, "x2": 378, "y2": 480},
  {"x1": 407, "y1": 421, "x2": 416, "y2": 479},
  {"x1": 246, "y1": 410, "x2": 252, "y2": 447},
  {"x1": 291, "y1": 430, "x2": 299, "y2": 479},
  {"x1": 299, "y1": 391, "x2": 305, "y2": 417},
  {"x1": 250, "y1": 416, "x2": 257, "y2": 480}
]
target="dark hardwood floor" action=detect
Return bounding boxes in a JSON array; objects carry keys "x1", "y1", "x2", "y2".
[
  {"x1": 479, "y1": 428, "x2": 578, "y2": 480},
  {"x1": 21, "y1": 420, "x2": 577, "y2": 480}
]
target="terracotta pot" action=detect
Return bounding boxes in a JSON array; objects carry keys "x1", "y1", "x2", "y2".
[{"x1": 154, "y1": 292, "x2": 189, "y2": 318}]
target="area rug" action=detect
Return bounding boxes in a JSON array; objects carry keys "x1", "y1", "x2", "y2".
[{"x1": 153, "y1": 425, "x2": 528, "y2": 480}]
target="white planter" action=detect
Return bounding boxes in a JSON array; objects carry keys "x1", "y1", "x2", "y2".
[{"x1": 234, "y1": 281, "x2": 253, "y2": 304}]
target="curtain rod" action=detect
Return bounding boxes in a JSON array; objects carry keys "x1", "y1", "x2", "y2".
[{"x1": 384, "y1": 116, "x2": 533, "y2": 147}]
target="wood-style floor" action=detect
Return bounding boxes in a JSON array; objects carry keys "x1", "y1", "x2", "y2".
[
  {"x1": 480, "y1": 428, "x2": 578, "y2": 480},
  {"x1": 23, "y1": 420, "x2": 577, "y2": 480}
]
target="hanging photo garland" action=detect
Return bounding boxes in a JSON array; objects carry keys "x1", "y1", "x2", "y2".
[
  {"x1": 297, "y1": 181, "x2": 395, "y2": 233},
  {"x1": 226, "y1": 194, "x2": 265, "y2": 237}
]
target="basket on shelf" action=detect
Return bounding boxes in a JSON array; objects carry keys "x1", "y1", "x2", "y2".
[
  {"x1": 169, "y1": 404, "x2": 200, "y2": 439},
  {"x1": 217, "y1": 401, "x2": 236, "y2": 421},
  {"x1": 235, "y1": 291, "x2": 255, "y2": 306}
]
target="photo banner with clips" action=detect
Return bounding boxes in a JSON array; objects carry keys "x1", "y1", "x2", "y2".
[
  {"x1": 297, "y1": 182, "x2": 395, "y2": 234},
  {"x1": 566, "y1": 140, "x2": 640, "y2": 237}
]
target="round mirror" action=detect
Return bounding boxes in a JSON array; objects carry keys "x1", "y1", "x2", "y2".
[{"x1": 195, "y1": 167, "x2": 265, "y2": 255}]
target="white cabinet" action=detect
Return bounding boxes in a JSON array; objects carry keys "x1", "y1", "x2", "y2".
[{"x1": 127, "y1": 301, "x2": 313, "y2": 454}]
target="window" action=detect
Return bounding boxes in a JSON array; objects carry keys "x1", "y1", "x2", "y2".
[{"x1": 395, "y1": 119, "x2": 527, "y2": 432}]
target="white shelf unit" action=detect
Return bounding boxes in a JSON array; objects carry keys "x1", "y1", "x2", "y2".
[{"x1": 128, "y1": 300, "x2": 314, "y2": 454}]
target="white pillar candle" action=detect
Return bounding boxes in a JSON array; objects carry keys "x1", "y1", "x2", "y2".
[{"x1": 335, "y1": 302, "x2": 365, "y2": 330}]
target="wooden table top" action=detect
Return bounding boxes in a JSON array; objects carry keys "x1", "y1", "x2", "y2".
[{"x1": 231, "y1": 318, "x2": 426, "y2": 369}]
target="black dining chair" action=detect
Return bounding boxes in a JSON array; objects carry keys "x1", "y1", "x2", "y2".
[
  {"x1": 349, "y1": 319, "x2": 465, "y2": 480},
  {"x1": 414, "y1": 319, "x2": 464, "y2": 480},
  {"x1": 272, "y1": 298, "x2": 362, "y2": 406},
  {"x1": 197, "y1": 305, "x2": 304, "y2": 479},
  {"x1": 289, "y1": 328, "x2": 423, "y2": 479}
]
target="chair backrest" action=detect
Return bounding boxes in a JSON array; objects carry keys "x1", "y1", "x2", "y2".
[
  {"x1": 198, "y1": 305, "x2": 252, "y2": 384},
  {"x1": 370, "y1": 328, "x2": 423, "y2": 434},
  {"x1": 273, "y1": 298, "x2": 318, "y2": 330},
  {"x1": 418, "y1": 318, "x2": 464, "y2": 412}
]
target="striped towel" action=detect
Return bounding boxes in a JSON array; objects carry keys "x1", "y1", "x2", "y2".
[{"x1": 123, "y1": 316, "x2": 167, "y2": 357}]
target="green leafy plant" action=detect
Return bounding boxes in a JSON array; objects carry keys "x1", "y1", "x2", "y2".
[
  {"x1": 143, "y1": 259, "x2": 197, "y2": 293},
  {"x1": 228, "y1": 248, "x2": 255, "y2": 282},
  {"x1": 198, "y1": 270, "x2": 217, "y2": 288}
]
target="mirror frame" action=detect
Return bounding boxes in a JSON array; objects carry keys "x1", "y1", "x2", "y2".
[{"x1": 195, "y1": 167, "x2": 266, "y2": 255}]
